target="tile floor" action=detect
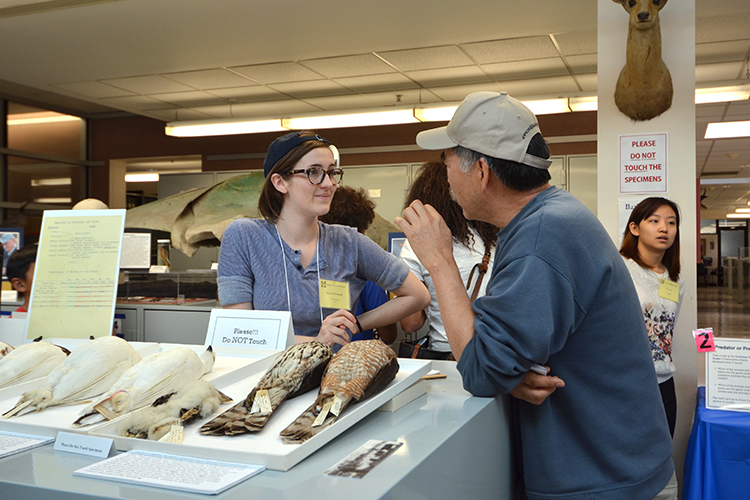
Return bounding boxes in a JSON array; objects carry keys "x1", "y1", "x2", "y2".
[{"x1": 697, "y1": 286, "x2": 750, "y2": 339}]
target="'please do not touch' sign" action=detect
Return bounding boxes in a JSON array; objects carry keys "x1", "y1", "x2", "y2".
[{"x1": 619, "y1": 133, "x2": 668, "y2": 194}]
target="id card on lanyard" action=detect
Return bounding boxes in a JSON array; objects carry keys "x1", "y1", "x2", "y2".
[
  {"x1": 319, "y1": 279, "x2": 351, "y2": 310},
  {"x1": 658, "y1": 278, "x2": 679, "y2": 302}
]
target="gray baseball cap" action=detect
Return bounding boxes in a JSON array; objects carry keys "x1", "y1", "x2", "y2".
[{"x1": 416, "y1": 91, "x2": 552, "y2": 169}]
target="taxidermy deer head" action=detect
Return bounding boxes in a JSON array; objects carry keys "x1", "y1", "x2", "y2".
[{"x1": 613, "y1": 0, "x2": 673, "y2": 121}]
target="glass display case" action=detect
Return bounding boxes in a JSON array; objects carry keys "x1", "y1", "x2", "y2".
[{"x1": 117, "y1": 270, "x2": 217, "y2": 304}]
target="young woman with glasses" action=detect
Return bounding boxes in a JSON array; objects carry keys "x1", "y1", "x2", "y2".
[{"x1": 217, "y1": 131, "x2": 430, "y2": 348}]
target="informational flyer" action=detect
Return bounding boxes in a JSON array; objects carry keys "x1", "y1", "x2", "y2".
[
  {"x1": 619, "y1": 133, "x2": 668, "y2": 194},
  {"x1": 0, "y1": 431, "x2": 54, "y2": 460},
  {"x1": 27, "y1": 210, "x2": 125, "y2": 340},
  {"x1": 705, "y1": 338, "x2": 750, "y2": 412},
  {"x1": 74, "y1": 450, "x2": 264, "y2": 495}
]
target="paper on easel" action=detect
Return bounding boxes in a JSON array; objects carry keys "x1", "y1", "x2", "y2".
[
  {"x1": 26, "y1": 210, "x2": 125, "y2": 340},
  {"x1": 73, "y1": 450, "x2": 265, "y2": 495}
]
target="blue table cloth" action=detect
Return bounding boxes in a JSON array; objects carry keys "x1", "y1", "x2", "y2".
[{"x1": 683, "y1": 387, "x2": 750, "y2": 500}]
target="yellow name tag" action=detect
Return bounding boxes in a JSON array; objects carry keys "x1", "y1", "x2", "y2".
[
  {"x1": 319, "y1": 279, "x2": 350, "y2": 310},
  {"x1": 658, "y1": 279, "x2": 679, "y2": 302}
]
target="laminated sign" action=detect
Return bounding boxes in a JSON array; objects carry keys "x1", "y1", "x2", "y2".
[{"x1": 619, "y1": 133, "x2": 668, "y2": 194}]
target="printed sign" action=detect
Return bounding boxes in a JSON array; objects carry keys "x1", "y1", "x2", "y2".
[
  {"x1": 705, "y1": 337, "x2": 750, "y2": 412},
  {"x1": 619, "y1": 133, "x2": 668, "y2": 194},
  {"x1": 694, "y1": 328, "x2": 716, "y2": 353},
  {"x1": 205, "y1": 309, "x2": 294, "y2": 350}
]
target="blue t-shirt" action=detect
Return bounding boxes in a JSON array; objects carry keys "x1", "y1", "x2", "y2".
[
  {"x1": 458, "y1": 187, "x2": 674, "y2": 500},
  {"x1": 351, "y1": 281, "x2": 389, "y2": 341},
  {"x1": 217, "y1": 219, "x2": 408, "y2": 338}
]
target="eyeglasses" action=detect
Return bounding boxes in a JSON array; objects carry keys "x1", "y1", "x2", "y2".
[{"x1": 286, "y1": 167, "x2": 344, "y2": 185}]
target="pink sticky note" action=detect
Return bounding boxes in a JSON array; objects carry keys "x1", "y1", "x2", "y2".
[{"x1": 694, "y1": 329, "x2": 715, "y2": 353}]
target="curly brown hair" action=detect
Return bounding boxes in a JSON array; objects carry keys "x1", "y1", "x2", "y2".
[
  {"x1": 405, "y1": 160, "x2": 498, "y2": 250},
  {"x1": 319, "y1": 186, "x2": 375, "y2": 233}
]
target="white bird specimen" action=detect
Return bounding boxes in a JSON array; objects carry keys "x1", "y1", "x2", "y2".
[
  {"x1": 73, "y1": 346, "x2": 215, "y2": 427},
  {"x1": 0, "y1": 340, "x2": 70, "y2": 389},
  {"x1": 118, "y1": 378, "x2": 232, "y2": 440},
  {"x1": 280, "y1": 339, "x2": 399, "y2": 444},
  {"x1": 199, "y1": 341, "x2": 333, "y2": 436},
  {"x1": 0, "y1": 342, "x2": 13, "y2": 358},
  {"x1": 2, "y1": 336, "x2": 141, "y2": 418}
]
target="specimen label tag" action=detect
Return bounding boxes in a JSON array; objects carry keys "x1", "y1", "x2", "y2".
[
  {"x1": 313, "y1": 401, "x2": 333, "y2": 427},
  {"x1": 158, "y1": 425, "x2": 183, "y2": 444},
  {"x1": 331, "y1": 395, "x2": 343, "y2": 417}
]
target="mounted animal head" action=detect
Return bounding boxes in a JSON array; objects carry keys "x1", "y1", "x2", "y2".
[{"x1": 613, "y1": 0, "x2": 668, "y2": 29}]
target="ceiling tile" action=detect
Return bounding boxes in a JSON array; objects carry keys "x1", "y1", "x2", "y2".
[
  {"x1": 359, "y1": 88, "x2": 442, "y2": 106},
  {"x1": 483, "y1": 58, "x2": 568, "y2": 81},
  {"x1": 161, "y1": 69, "x2": 257, "y2": 89},
  {"x1": 300, "y1": 55, "x2": 396, "y2": 79},
  {"x1": 426, "y1": 82, "x2": 503, "y2": 101},
  {"x1": 552, "y1": 31, "x2": 597, "y2": 56},
  {"x1": 726, "y1": 101, "x2": 750, "y2": 119},
  {"x1": 696, "y1": 103, "x2": 729, "y2": 119},
  {"x1": 378, "y1": 46, "x2": 474, "y2": 72},
  {"x1": 52, "y1": 81, "x2": 134, "y2": 98},
  {"x1": 575, "y1": 73, "x2": 598, "y2": 91},
  {"x1": 146, "y1": 108, "x2": 215, "y2": 122},
  {"x1": 99, "y1": 94, "x2": 169, "y2": 110},
  {"x1": 696, "y1": 41, "x2": 750, "y2": 65},
  {"x1": 149, "y1": 90, "x2": 223, "y2": 107},
  {"x1": 267, "y1": 79, "x2": 352, "y2": 99},
  {"x1": 334, "y1": 73, "x2": 419, "y2": 93},
  {"x1": 206, "y1": 86, "x2": 286, "y2": 101},
  {"x1": 231, "y1": 62, "x2": 324, "y2": 84},
  {"x1": 498, "y1": 76, "x2": 581, "y2": 97},
  {"x1": 404, "y1": 66, "x2": 491, "y2": 87},
  {"x1": 230, "y1": 99, "x2": 320, "y2": 118},
  {"x1": 100, "y1": 75, "x2": 195, "y2": 94},
  {"x1": 696, "y1": 13, "x2": 750, "y2": 44},
  {"x1": 565, "y1": 54, "x2": 598, "y2": 75},
  {"x1": 301, "y1": 94, "x2": 383, "y2": 110},
  {"x1": 696, "y1": 62, "x2": 746, "y2": 82},
  {"x1": 461, "y1": 36, "x2": 558, "y2": 64}
]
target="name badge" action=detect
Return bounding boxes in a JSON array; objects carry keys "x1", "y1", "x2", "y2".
[
  {"x1": 319, "y1": 279, "x2": 350, "y2": 310},
  {"x1": 658, "y1": 279, "x2": 679, "y2": 302}
]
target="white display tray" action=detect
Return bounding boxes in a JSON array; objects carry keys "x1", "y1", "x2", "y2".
[
  {"x1": 0, "y1": 344, "x2": 278, "y2": 438},
  {"x1": 90, "y1": 357, "x2": 431, "y2": 471}
]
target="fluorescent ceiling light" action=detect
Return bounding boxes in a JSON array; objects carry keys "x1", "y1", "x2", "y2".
[
  {"x1": 33, "y1": 198, "x2": 71, "y2": 203},
  {"x1": 569, "y1": 96, "x2": 598, "y2": 112},
  {"x1": 705, "y1": 121, "x2": 750, "y2": 139},
  {"x1": 520, "y1": 98, "x2": 570, "y2": 115},
  {"x1": 165, "y1": 118, "x2": 284, "y2": 137},
  {"x1": 8, "y1": 114, "x2": 81, "y2": 126},
  {"x1": 125, "y1": 173, "x2": 159, "y2": 182},
  {"x1": 30, "y1": 177, "x2": 72, "y2": 186},
  {"x1": 735, "y1": 208, "x2": 750, "y2": 213},
  {"x1": 282, "y1": 109, "x2": 418, "y2": 130},
  {"x1": 414, "y1": 105, "x2": 458, "y2": 122},
  {"x1": 695, "y1": 84, "x2": 750, "y2": 104},
  {"x1": 726, "y1": 213, "x2": 750, "y2": 218}
]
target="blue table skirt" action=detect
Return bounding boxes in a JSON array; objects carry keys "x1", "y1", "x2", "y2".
[{"x1": 683, "y1": 387, "x2": 750, "y2": 500}]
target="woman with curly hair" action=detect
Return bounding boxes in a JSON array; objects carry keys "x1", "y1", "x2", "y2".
[
  {"x1": 620, "y1": 197, "x2": 683, "y2": 437},
  {"x1": 399, "y1": 160, "x2": 499, "y2": 358}
]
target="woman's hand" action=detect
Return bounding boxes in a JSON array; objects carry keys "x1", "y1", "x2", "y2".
[{"x1": 317, "y1": 309, "x2": 357, "y2": 347}]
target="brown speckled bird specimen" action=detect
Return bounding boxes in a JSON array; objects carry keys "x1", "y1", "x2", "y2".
[
  {"x1": 280, "y1": 339, "x2": 399, "y2": 444},
  {"x1": 198, "y1": 341, "x2": 333, "y2": 436}
]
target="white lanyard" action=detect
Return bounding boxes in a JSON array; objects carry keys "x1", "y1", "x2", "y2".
[{"x1": 276, "y1": 225, "x2": 324, "y2": 324}]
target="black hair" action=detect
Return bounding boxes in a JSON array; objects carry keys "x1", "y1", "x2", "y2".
[{"x1": 6, "y1": 244, "x2": 37, "y2": 282}]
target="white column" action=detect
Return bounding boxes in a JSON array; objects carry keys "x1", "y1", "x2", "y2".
[{"x1": 598, "y1": 0, "x2": 696, "y2": 491}]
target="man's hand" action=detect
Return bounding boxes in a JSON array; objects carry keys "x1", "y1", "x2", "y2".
[
  {"x1": 395, "y1": 200, "x2": 454, "y2": 271},
  {"x1": 509, "y1": 367, "x2": 565, "y2": 405}
]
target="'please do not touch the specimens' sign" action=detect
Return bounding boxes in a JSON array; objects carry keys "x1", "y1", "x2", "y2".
[{"x1": 619, "y1": 133, "x2": 668, "y2": 194}]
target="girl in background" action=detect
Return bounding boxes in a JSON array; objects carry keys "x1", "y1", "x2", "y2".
[{"x1": 620, "y1": 197, "x2": 683, "y2": 437}]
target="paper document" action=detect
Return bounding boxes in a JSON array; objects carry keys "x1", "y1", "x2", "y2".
[
  {"x1": 74, "y1": 450, "x2": 264, "y2": 495},
  {"x1": 0, "y1": 431, "x2": 54, "y2": 460}
]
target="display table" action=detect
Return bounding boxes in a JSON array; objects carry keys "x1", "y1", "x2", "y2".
[
  {"x1": 683, "y1": 386, "x2": 750, "y2": 500},
  {"x1": 0, "y1": 361, "x2": 515, "y2": 499}
]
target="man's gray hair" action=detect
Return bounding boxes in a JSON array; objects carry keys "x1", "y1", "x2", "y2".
[{"x1": 453, "y1": 146, "x2": 484, "y2": 173}]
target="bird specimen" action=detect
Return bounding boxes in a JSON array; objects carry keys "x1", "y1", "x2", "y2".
[
  {"x1": 199, "y1": 341, "x2": 333, "y2": 436},
  {"x1": 0, "y1": 341, "x2": 13, "y2": 358},
  {"x1": 2, "y1": 336, "x2": 141, "y2": 418},
  {"x1": 280, "y1": 339, "x2": 399, "y2": 444},
  {"x1": 119, "y1": 378, "x2": 232, "y2": 440},
  {"x1": 0, "y1": 340, "x2": 70, "y2": 389},
  {"x1": 72, "y1": 346, "x2": 216, "y2": 427}
]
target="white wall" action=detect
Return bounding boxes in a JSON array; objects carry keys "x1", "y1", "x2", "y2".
[{"x1": 598, "y1": 0, "x2": 697, "y2": 493}]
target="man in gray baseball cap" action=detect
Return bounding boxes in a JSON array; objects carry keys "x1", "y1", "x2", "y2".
[{"x1": 396, "y1": 91, "x2": 676, "y2": 500}]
